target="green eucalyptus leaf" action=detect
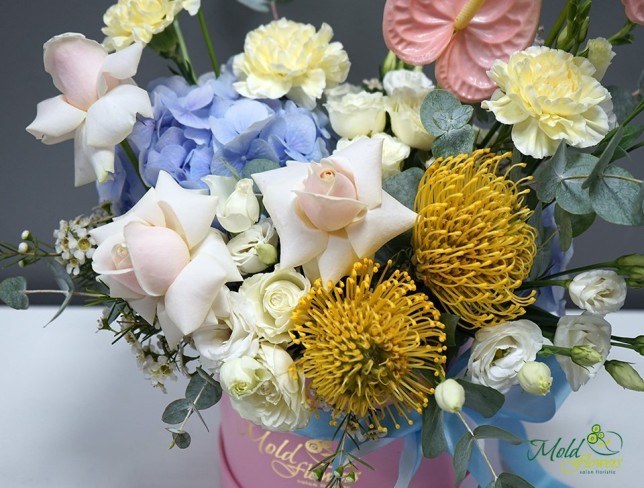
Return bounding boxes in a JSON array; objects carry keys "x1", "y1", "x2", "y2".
[
  {"x1": 185, "y1": 372, "x2": 222, "y2": 410},
  {"x1": 554, "y1": 153, "x2": 597, "y2": 215},
  {"x1": 533, "y1": 143, "x2": 567, "y2": 203},
  {"x1": 495, "y1": 472, "x2": 535, "y2": 488},
  {"x1": 421, "y1": 90, "x2": 472, "y2": 136},
  {"x1": 432, "y1": 126, "x2": 475, "y2": 159},
  {"x1": 474, "y1": 425, "x2": 524, "y2": 445},
  {"x1": 162, "y1": 398, "x2": 192, "y2": 424},
  {"x1": 593, "y1": 124, "x2": 644, "y2": 161},
  {"x1": 382, "y1": 167, "x2": 424, "y2": 210},
  {"x1": 421, "y1": 397, "x2": 448, "y2": 458},
  {"x1": 0, "y1": 276, "x2": 29, "y2": 310},
  {"x1": 172, "y1": 431, "x2": 192, "y2": 449},
  {"x1": 241, "y1": 158, "x2": 281, "y2": 179},
  {"x1": 554, "y1": 204, "x2": 573, "y2": 252},
  {"x1": 589, "y1": 165, "x2": 644, "y2": 225},
  {"x1": 45, "y1": 258, "x2": 74, "y2": 325},
  {"x1": 453, "y1": 432, "x2": 474, "y2": 485},
  {"x1": 607, "y1": 86, "x2": 638, "y2": 124},
  {"x1": 456, "y1": 379, "x2": 505, "y2": 418},
  {"x1": 570, "y1": 212, "x2": 596, "y2": 237},
  {"x1": 583, "y1": 125, "x2": 624, "y2": 190}
]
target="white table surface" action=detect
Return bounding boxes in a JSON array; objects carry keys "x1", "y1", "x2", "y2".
[{"x1": 1, "y1": 307, "x2": 643, "y2": 488}]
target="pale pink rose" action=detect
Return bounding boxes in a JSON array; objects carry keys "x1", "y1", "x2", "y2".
[
  {"x1": 90, "y1": 171, "x2": 242, "y2": 348},
  {"x1": 26, "y1": 33, "x2": 152, "y2": 186}
]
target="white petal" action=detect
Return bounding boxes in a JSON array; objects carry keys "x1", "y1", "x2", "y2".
[
  {"x1": 316, "y1": 231, "x2": 360, "y2": 284},
  {"x1": 155, "y1": 171, "x2": 218, "y2": 249},
  {"x1": 85, "y1": 84, "x2": 152, "y2": 147},
  {"x1": 164, "y1": 253, "x2": 228, "y2": 335},
  {"x1": 202, "y1": 175, "x2": 236, "y2": 200},
  {"x1": 98, "y1": 42, "x2": 144, "y2": 95},
  {"x1": 193, "y1": 230, "x2": 243, "y2": 283},
  {"x1": 73, "y1": 123, "x2": 115, "y2": 185},
  {"x1": 156, "y1": 302, "x2": 185, "y2": 350},
  {"x1": 26, "y1": 95, "x2": 86, "y2": 144},
  {"x1": 330, "y1": 137, "x2": 383, "y2": 209},
  {"x1": 345, "y1": 191, "x2": 416, "y2": 257}
]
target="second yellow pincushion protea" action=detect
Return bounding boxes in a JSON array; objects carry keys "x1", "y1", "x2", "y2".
[
  {"x1": 413, "y1": 149, "x2": 537, "y2": 328},
  {"x1": 290, "y1": 259, "x2": 446, "y2": 432}
]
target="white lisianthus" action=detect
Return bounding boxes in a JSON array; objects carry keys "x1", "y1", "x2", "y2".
[
  {"x1": 586, "y1": 38, "x2": 615, "y2": 81},
  {"x1": 434, "y1": 379, "x2": 465, "y2": 413},
  {"x1": 220, "y1": 343, "x2": 310, "y2": 431},
  {"x1": 227, "y1": 219, "x2": 279, "y2": 275},
  {"x1": 325, "y1": 91, "x2": 387, "y2": 139},
  {"x1": 240, "y1": 267, "x2": 310, "y2": 344},
  {"x1": 336, "y1": 133, "x2": 410, "y2": 179},
  {"x1": 555, "y1": 313, "x2": 612, "y2": 391},
  {"x1": 383, "y1": 69, "x2": 435, "y2": 96},
  {"x1": 203, "y1": 176, "x2": 260, "y2": 233},
  {"x1": 568, "y1": 270, "x2": 627, "y2": 315},
  {"x1": 518, "y1": 361, "x2": 553, "y2": 396},
  {"x1": 468, "y1": 320, "x2": 546, "y2": 393},
  {"x1": 192, "y1": 292, "x2": 259, "y2": 370}
]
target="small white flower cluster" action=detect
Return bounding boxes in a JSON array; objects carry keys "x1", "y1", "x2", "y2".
[
  {"x1": 124, "y1": 331, "x2": 177, "y2": 393},
  {"x1": 53, "y1": 208, "x2": 108, "y2": 276}
]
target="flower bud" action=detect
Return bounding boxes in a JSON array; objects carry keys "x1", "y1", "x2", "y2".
[
  {"x1": 518, "y1": 361, "x2": 553, "y2": 396},
  {"x1": 255, "y1": 243, "x2": 278, "y2": 267},
  {"x1": 203, "y1": 176, "x2": 260, "y2": 233},
  {"x1": 571, "y1": 345, "x2": 604, "y2": 367},
  {"x1": 18, "y1": 242, "x2": 29, "y2": 254},
  {"x1": 434, "y1": 379, "x2": 465, "y2": 413},
  {"x1": 21, "y1": 230, "x2": 31, "y2": 240},
  {"x1": 311, "y1": 468, "x2": 325, "y2": 481},
  {"x1": 604, "y1": 360, "x2": 644, "y2": 392},
  {"x1": 381, "y1": 50, "x2": 401, "y2": 76},
  {"x1": 615, "y1": 254, "x2": 644, "y2": 288},
  {"x1": 345, "y1": 470, "x2": 356, "y2": 483},
  {"x1": 586, "y1": 38, "x2": 615, "y2": 80}
]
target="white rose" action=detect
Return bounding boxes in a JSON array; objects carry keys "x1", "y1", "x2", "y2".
[
  {"x1": 240, "y1": 267, "x2": 311, "y2": 344},
  {"x1": 336, "y1": 133, "x2": 410, "y2": 180},
  {"x1": 569, "y1": 270, "x2": 627, "y2": 315},
  {"x1": 324, "y1": 82, "x2": 362, "y2": 102},
  {"x1": 434, "y1": 379, "x2": 465, "y2": 413},
  {"x1": 203, "y1": 176, "x2": 260, "y2": 233},
  {"x1": 383, "y1": 69, "x2": 435, "y2": 97},
  {"x1": 227, "y1": 219, "x2": 279, "y2": 275},
  {"x1": 192, "y1": 292, "x2": 259, "y2": 370},
  {"x1": 517, "y1": 361, "x2": 553, "y2": 396},
  {"x1": 220, "y1": 343, "x2": 310, "y2": 431},
  {"x1": 555, "y1": 313, "x2": 612, "y2": 391},
  {"x1": 468, "y1": 320, "x2": 546, "y2": 393},
  {"x1": 325, "y1": 91, "x2": 387, "y2": 139},
  {"x1": 386, "y1": 89, "x2": 435, "y2": 150}
]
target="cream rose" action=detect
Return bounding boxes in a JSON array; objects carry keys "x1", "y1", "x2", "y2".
[
  {"x1": 220, "y1": 343, "x2": 310, "y2": 431},
  {"x1": 227, "y1": 219, "x2": 279, "y2": 275},
  {"x1": 325, "y1": 91, "x2": 387, "y2": 139},
  {"x1": 90, "y1": 171, "x2": 242, "y2": 348},
  {"x1": 555, "y1": 313, "x2": 611, "y2": 391},
  {"x1": 336, "y1": 133, "x2": 410, "y2": 180},
  {"x1": 482, "y1": 46, "x2": 614, "y2": 159},
  {"x1": 568, "y1": 270, "x2": 627, "y2": 315},
  {"x1": 468, "y1": 320, "x2": 546, "y2": 393},
  {"x1": 386, "y1": 89, "x2": 435, "y2": 150},
  {"x1": 240, "y1": 267, "x2": 310, "y2": 344},
  {"x1": 203, "y1": 176, "x2": 260, "y2": 233}
]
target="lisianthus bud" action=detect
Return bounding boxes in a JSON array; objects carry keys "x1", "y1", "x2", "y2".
[
  {"x1": 586, "y1": 38, "x2": 615, "y2": 80},
  {"x1": 518, "y1": 361, "x2": 553, "y2": 396},
  {"x1": 571, "y1": 345, "x2": 604, "y2": 367},
  {"x1": 434, "y1": 379, "x2": 465, "y2": 413},
  {"x1": 255, "y1": 243, "x2": 278, "y2": 267},
  {"x1": 604, "y1": 360, "x2": 644, "y2": 392},
  {"x1": 615, "y1": 254, "x2": 644, "y2": 287}
]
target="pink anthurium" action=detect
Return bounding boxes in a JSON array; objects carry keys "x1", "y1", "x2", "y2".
[
  {"x1": 26, "y1": 33, "x2": 152, "y2": 186},
  {"x1": 383, "y1": 0, "x2": 542, "y2": 103},
  {"x1": 622, "y1": 0, "x2": 644, "y2": 25}
]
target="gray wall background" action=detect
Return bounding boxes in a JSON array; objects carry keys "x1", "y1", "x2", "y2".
[{"x1": 1, "y1": 0, "x2": 642, "y2": 307}]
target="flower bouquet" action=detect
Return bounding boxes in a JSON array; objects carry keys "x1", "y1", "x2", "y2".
[{"x1": 2, "y1": 0, "x2": 644, "y2": 487}]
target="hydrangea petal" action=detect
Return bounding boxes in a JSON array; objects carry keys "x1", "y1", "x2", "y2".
[{"x1": 26, "y1": 95, "x2": 86, "y2": 145}]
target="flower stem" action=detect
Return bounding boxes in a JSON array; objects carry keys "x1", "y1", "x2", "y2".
[
  {"x1": 538, "y1": 260, "x2": 617, "y2": 280},
  {"x1": 24, "y1": 290, "x2": 103, "y2": 298},
  {"x1": 197, "y1": 9, "x2": 220, "y2": 77},
  {"x1": 520, "y1": 279, "x2": 571, "y2": 290},
  {"x1": 478, "y1": 121, "x2": 501, "y2": 148},
  {"x1": 172, "y1": 18, "x2": 198, "y2": 84},
  {"x1": 622, "y1": 97, "x2": 644, "y2": 126},
  {"x1": 120, "y1": 140, "x2": 146, "y2": 188},
  {"x1": 270, "y1": 1, "x2": 280, "y2": 20},
  {"x1": 545, "y1": 0, "x2": 572, "y2": 48},
  {"x1": 456, "y1": 412, "x2": 497, "y2": 482}
]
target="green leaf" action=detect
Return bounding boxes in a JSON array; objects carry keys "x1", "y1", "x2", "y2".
[
  {"x1": 440, "y1": 313, "x2": 460, "y2": 348},
  {"x1": 432, "y1": 126, "x2": 476, "y2": 159},
  {"x1": 0, "y1": 276, "x2": 29, "y2": 309},
  {"x1": 554, "y1": 205, "x2": 573, "y2": 252},
  {"x1": 589, "y1": 166, "x2": 644, "y2": 225},
  {"x1": 570, "y1": 211, "x2": 596, "y2": 238},
  {"x1": 583, "y1": 125, "x2": 624, "y2": 190},
  {"x1": 533, "y1": 143, "x2": 567, "y2": 203},
  {"x1": 382, "y1": 167, "x2": 424, "y2": 210},
  {"x1": 554, "y1": 153, "x2": 596, "y2": 215},
  {"x1": 241, "y1": 158, "x2": 281, "y2": 179},
  {"x1": 162, "y1": 398, "x2": 192, "y2": 424},
  {"x1": 607, "y1": 86, "x2": 638, "y2": 124},
  {"x1": 172, "y1": 431, "x2": 191, "y2": 449},
  {"x1": 45, "y1": 259, "x2": 74, "y2": 325},
  {"x1": 453, "y1": 432, "x2": 474, "y2": 485},
  {"x1": 421, "y1": 397, "x2": 448, "y2": 458},
  {"x1": 185, "y1": 372, "x2": 222, "y2": 410},
  {"x1": 495, "y1": 472, "x2": 535, "y2": 488},
  {"x1": 474, "y1": 425, "x2": 524, "y2": 445},
  {"x1": 593, "y1": 124, "x2": 644, "y2": 161},
  {"x1": 456, "y1": 379, "x2": 505, "y2": 418},
  {"x1": 420, "y1": 90, "x2": 473, "y2": 137}
]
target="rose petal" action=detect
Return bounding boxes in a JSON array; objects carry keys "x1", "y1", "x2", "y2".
[
  {"x1": 295, "y1": 191, "x2": 367, "y2": 232},
  {"x1": 315, "y1": 231, "x2": 360, "y2": 284},
  {"x1": 98, "y1": 42, "x2": 145, "y2": 96},
  {"x1": 73, "y1": 123, "x2": 115, "y2": 185},
  {"x1": 124, "y1": 222, "x2": 191, "y2": 297},
  {"x1": 156, "y1": 301, "x2": 185, "y2": 350},
  {"x1": 330, "y1": 137, "x2": 383, "y2": 208},
  {"x1": 192, "y1": 230, "x2": 243, "y2": 283},
  {"x1": 26, "y1": 95, "x2": 86, "y2": 144}
]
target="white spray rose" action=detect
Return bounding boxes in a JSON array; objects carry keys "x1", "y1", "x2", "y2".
[
  {"x1": 434, "y1": 379, "x2": 465, "y2": 413},
  {"x1": 336, "y1": 133, "x2": 410, "y2": 179},
  {"x1": 383, "y1": 69, "x2": 435, "y2": 96},
  {"x1": 220, "y1": 343, "x2": 310, "y2": 431},
  {"x1": 325, "y1": 91, "x2": 387, "y2": 139},
  {"x1": 240, "y1": 267, "x2": 311, "y2": 344},
  {"x1": 555, "y1": 313, "x2": 612, "y2": 391},
  {"x1": 468, "y1": 320, "x2": 546, "y2": 393},
  {"x1": 227, "y1": 219, "x2": 279, "y2": 275},
  {"x1": 518, "y1": 361, "x2": 553, "y2": 396},
  {"x1": 192, "y1": 292, "x2": 259, "y2": 370},
  {"x1": 568, "y1": 270, "x2": 627, "y2": 315},
  {"x1": 203, "y1": 176, "x2": 260, "y2": 233}
]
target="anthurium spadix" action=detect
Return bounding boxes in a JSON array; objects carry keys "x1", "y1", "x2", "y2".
[{"x1": 26, "y1": 33, "x2": 152, "y2": 186}]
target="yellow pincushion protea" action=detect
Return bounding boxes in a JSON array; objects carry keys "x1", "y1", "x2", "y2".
[
  {"x1": 290, "y1": 259, "x2": 446, "y2": 432},
  {"x1": 413, "y1": 149, "x2": 537, "y2": 328}
]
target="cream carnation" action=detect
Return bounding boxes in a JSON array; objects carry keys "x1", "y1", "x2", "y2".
[
  {"x1": 233, "y1": 18, "x2": 350, "y2": 109},
  {"x1": 482, "y1": 46, "x2": 614, "y2": 159}
]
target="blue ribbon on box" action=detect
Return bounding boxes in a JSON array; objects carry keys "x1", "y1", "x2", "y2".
[{"x1": 296, "y1": 354, "x2": 572, "y2": 488}]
